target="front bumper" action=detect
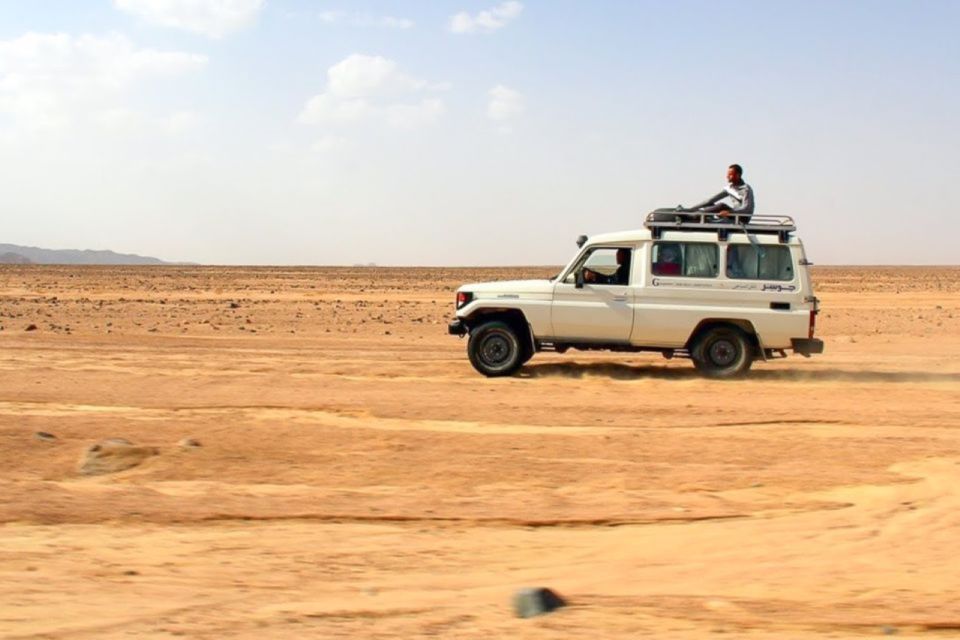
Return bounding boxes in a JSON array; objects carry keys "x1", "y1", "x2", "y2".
[
  {"x1": 448, "y1": 319, "x2": 467, "y2": 336},
  {"x1": 791, "y1": 338, "x2": 824, "y2": 357}
]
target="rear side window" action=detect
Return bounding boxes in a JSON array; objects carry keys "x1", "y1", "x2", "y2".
[
  {"x1": 652, "y1": 242, "x2": 718, "y2": 278},
  {"x1": 726, "y1": 245, "x2": 794, "y2": 281}
]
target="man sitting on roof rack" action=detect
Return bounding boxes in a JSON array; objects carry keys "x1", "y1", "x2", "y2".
[{"x1": 690, "y1": 163, "x2": 755, "y2": 224}]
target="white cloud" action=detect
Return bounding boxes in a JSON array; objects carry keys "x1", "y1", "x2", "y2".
[
  {"x1": 0, "y1": 32, "x2": 206, "y2": 131},
  {"x1": 113, "y1": 0, "x2": 265, "y2": 38},
  {"x1": 318, "y1": 11, "x2": 414, "y2": 30},
  {"x1": 384, "y1": 99, "x2": 445, "y2": 129},
  {"x1": 449, "y1": 1, "x2": 523, "y2": 34},
  {"x1": 487, "y1": 85, "x2": 524, "y2": 121},
  {"x1": 326, "y1": 54, "x2": 425, "y2": 99},
  {"x1": 95, "y1": 107, "x2": 144, "y2": 131},
  {"x1": 311, "y1": 135, "x2": 347, "y2": 153},
  {"x1": 318, "y1": 10, "x2": 342, "y2": 23},
  {"x1": 159, "y1": 110, "x2": 200, "y2": 134},
  {"x1": 94, "y1": 108, "x2": 200, "y2": 135},
  {"x1": 379, "y1": 16, "x2": 416, "y2": 30},
  {"x1": 299, "y1": 94, "x2": 372, "y2": 125},
  {"x1": 298, "y1": 54, "x2": 445, "y2": 129}
]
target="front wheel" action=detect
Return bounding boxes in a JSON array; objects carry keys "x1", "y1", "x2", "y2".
[
  {"x1": 467, "y1": 321, "x2": 523, "y2": 377},
  {"x1": 691, "y1": 326, "x2": 753, "y2": 379}
]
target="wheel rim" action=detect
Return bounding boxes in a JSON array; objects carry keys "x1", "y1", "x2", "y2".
[
  {"x1": 708, "y1": 338, "x2": 739, "y2": 367},
  {"x1": 479, "y1": 331, "x2": 513, "y2": 368}
]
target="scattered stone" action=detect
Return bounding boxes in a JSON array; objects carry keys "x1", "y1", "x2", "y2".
[
  {"x1": 882, "y1": 626, "x2": 898, "y2": 635},
  {"x1": 78, "y1": 439, "x2": 158, "y2": 476},
  {"x1": 123, "y1": 569, "x2": 140, "y2": 576},
  {"x1": 229, "y1": 302, "x2": 240, "y2": 309},
  {"x1": 25, "y1": 324, "x2": 38, "y2": 331},
  {"x1": 513, "y1": 587, "x2": 566, "y2": 619},
  {"x1": 178, "y1": 438, "x2": 202, "y2": 449},
  {"x1": 34, "y1": 431, "x2": 57, "y2": 442}
]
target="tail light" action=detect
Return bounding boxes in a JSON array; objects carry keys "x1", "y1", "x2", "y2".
[
  {"x1": 456, "y1": 291, "x2": 473, "y2": 309},
  {"x1": 808, "y1": 309, "x2": 817, "y2": 339}
]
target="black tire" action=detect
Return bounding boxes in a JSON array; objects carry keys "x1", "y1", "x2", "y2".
[
  {"x1": 467, "y1": 321, "x2": 523, "y2": 377},
  {"x1": 691, "y1": 326, "x2": 753, "y2": 379}
]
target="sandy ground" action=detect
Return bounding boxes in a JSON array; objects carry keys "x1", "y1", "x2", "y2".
[{"x1": 1, "y1": 265, "x2": 959, "y2": 639}]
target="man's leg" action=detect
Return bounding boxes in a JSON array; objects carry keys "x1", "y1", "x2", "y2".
[
  {"x1": 699, "y1": 204, "x2": 730, "y2": 214},
  {"x1": 651, "y1": 211, "x2": 703, "y2": 223}
]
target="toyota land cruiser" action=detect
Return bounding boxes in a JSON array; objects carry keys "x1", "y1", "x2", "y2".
[{"x1": 448, "y1": 212, "x2": 823, "y2": 378}]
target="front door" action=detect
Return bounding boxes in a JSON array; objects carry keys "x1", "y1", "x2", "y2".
[{"x1": 551, "y1": 247, "x2": 634, "y2": 342}]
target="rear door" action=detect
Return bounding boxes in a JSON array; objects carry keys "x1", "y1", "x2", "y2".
[
  {"x1": 551, "y1": 246, "x2": 635, "y2": 342},
  {"x1": 631, "y1": 240, "x2": 723, "y2": 346}
]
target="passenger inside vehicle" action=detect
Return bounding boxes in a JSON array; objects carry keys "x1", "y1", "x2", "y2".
[{"x1": 652, "y1": 244, "x2": 682, "y2": 276}]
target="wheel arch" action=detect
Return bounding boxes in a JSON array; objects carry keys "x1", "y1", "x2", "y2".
[
  {"x1": 685, "y1": 318, "x2": 760, "y2": 352},
  {"x1": 463, "y1": 307, "x2": 536, "y2": 353}
]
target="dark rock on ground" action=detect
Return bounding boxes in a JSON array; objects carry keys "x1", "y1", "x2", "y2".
[{"x1": 513, "y1": 587, "x2": 567, "y2": 618}]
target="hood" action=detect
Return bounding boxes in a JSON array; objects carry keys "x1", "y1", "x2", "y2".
[{"x1": 459, "y1": 279, "x2": 555, "y2": 295}]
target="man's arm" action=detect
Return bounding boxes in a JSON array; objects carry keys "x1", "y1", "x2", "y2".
[
  {"x1": 730, "y1": 185, "x2": 754, "y2": 213},
  {"x1": 691, "y1": 190, "x2": 727, "y2": 210}
]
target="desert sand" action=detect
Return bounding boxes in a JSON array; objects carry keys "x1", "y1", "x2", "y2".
[{"x1": 1, "y1": 265, "x2": 959, "y2": 638}]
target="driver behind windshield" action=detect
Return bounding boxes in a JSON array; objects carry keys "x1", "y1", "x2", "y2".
[{"x1": 583, "y1": 248, "x2": 631, "y2": 285}]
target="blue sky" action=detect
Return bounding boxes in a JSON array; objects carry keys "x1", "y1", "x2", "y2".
[{"x1": 0, "y1": 1, "x2": 957, "y2": 265}]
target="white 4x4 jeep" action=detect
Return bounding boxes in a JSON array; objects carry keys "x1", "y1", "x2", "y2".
[{"x1": 448, "y1": 212, "x2": 823, "y2": 378}]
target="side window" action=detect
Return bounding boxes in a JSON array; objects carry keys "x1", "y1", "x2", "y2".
[
  {"x1": 652, "y1": 242, "x2": 718, "y2": 278},
  {"x1": 726, "y1": 245, "x2": 794, "y2": 281},
  {"x1": 573, "y1": 247, "x2": 632, "y2": 286}
]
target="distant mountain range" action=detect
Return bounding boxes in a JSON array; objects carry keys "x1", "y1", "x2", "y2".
[{"x1": 0, "y1": 244, "x2": 181, "y2": 265}]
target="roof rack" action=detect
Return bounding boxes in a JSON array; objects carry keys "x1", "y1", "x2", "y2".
[{"x1": 644, "y1": 209, "x2": 796, "y2": 243}]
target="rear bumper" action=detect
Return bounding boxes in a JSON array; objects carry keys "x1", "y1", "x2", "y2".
[
  {"x1": 448, "y1": 319, "x2": 467, "y2": 336},
  {"x1": 791, "y1": 338, "x2": 824, "y2": 356}
]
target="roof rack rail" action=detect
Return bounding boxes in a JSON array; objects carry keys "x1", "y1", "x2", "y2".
[{"x1": 644, "y1": 209, "x2": 796, "y2": 243}]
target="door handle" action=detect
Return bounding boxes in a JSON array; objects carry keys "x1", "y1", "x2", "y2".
[{"x1": 613, "y1": 296, "x2": 628, "y2": 302}]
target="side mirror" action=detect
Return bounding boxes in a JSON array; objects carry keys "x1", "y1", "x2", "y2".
[
  {"x1": 575, "y1": 270, "x2": 584, "y2": 289},
  {"x1": 576, "y1": 235, "x2": 588, "y2": 248}
]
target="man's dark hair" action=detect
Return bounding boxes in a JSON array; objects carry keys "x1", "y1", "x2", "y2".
[{"x1": 729, "y1": 163, "x2": 743, "y2": 175}]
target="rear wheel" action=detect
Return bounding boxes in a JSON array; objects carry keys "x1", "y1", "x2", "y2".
[
  {"x1": 467, "y1": 321, "x2": 523, "y2": 377},
  {"x1": 691, "y1": 326, "x2": 753, "y2": 379}
]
